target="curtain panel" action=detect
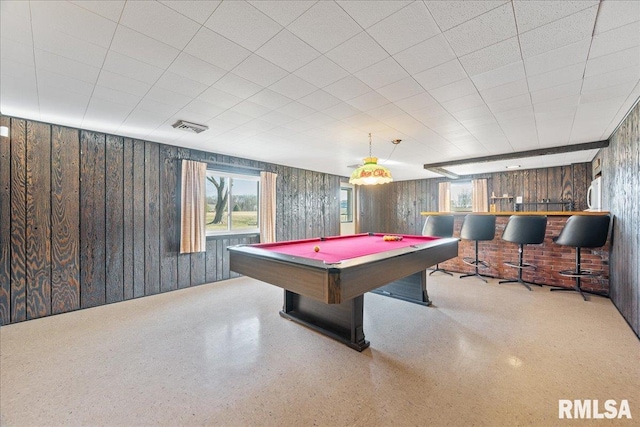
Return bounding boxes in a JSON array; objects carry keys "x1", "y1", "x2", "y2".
[
  {"x1": 260, "y1": 171, "x2": 278, "y2": 243},
  {"x1": 438, "y1": 182, "x2": 451, "y2": 212},
  {"x1": 472, "y1": 179, "x2": 489, "y2": 212},
  {"x1": 180, "y1": 160, "x2": 207, "y2": 253}
]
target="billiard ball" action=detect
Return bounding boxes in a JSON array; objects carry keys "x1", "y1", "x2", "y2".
[{"x1": 314, "y1": 245, "x2": 320, "y2": 252}]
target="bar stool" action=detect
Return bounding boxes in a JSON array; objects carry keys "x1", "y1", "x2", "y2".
[
  {"x1": 498, "y1": 215, "x2": 547, "y2": 291},
  {"x1": 550, "y1": 215, "x2": 611, "y2": 301},
  {"x1": 460, "y1": 214, "x2": 496, "y2": 283},
  {"x1": 422, "y1": 215, "x2": 454, "y2": 276}
]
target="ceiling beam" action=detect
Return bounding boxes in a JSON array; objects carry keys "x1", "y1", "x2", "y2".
[{"x1": 423, "y1": 140, "x2": 609, "y2": 169}]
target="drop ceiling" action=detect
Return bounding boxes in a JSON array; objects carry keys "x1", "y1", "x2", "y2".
[{"x1": 1, "y1": 0, "x2": 638, "y2": 180}]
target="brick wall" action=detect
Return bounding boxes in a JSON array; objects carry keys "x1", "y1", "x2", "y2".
[{"x1": 436, "y1": 215, "x2": 610, "y2": 294}]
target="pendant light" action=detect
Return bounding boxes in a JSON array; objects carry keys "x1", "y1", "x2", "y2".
[{"x1": 349, "y1": 133, "x2": 393, "y2": 185}]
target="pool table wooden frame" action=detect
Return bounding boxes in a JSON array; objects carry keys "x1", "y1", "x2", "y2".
[{"x1": 228, "y1": 234, "x2": 458, "y2": 351}]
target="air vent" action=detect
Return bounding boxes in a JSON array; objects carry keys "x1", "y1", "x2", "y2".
[{"x1": 172, "y1": 120, "x2": 209, "y2": 134}]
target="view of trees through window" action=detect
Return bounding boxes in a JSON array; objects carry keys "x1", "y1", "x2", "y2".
[
  {"x1": 450, "y1": 181, "x2": 472, "y2": 212},
  {"x1": 206, "y1": 172, "x2": 259, "y2": 234}
]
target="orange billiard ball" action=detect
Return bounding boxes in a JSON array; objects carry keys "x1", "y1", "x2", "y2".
[{"x1": 313, "y1": 245, "x2": 320, "y2": 252}]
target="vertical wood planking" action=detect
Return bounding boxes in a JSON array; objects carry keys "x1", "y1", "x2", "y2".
[
  {"x1": 0, "y1": 116, "x2": 11, "y2": 324},
  {"x1": 216, "y1": 239, "x2": 224, "y2": 282},
  {"x1": 206, "y1": 238, "x2": 217, "y2": 283},
  {"x1": 51, "y1": 125, "x2": 80, "y2": 315},
  {"x1": 547, "y1": 166, "x2": 562, "y2": 201},
  {"x1": 572, "y1": 163, "x2": 588, "y2": 211},
  {"x1": 105, "y1": 135, "x2": 124, "y2": 303},
  {"x1": 190, "y1": 251, "x2": 206, "y2": 286},
  {"x1": 535, "y1": 168, "x2": 548, "y2": 212},
  {"x1": 144, "y1": 141, "x2": 161, "y2": 295},
  {"x1": 80, "y1": 131, "x2": 106, "y2": 308},
  {"x1": 9, "y1": 119, "x2": 27, "y2": 322},
  {"x1": 561, "y1": 165, "x2": 573, "y2": 205},
  {"x1": 298, "y1": 169, "x2": 307, "y2": 238},
  {"x1": 122, "y1": 139, "x2": 134, "y2": 300},
  {"x1": 305, "y1": 170, "x2": 313, "y2": 236},
  {"x1": 25, "y1": 122, "x2": 52, "y2": 319},
  {"x1": 132, "y1": 140, "x2": 145, "y2": 297},
  {"x1": 160, "y1": 145, "x2": 178, "y2": 293}
]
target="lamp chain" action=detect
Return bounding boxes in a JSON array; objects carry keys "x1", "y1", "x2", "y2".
[{"x1": 368, "y1": 133, "x2": 372, "y2": 158}]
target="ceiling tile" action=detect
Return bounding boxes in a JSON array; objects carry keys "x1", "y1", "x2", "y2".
[
  {"x1": 71, "y1": 0, "x2": 125, "y2": 22},
  {"x1": 394, "y1": 92, "x2": 439, "y2": 112},
  {"x1": 392, "y1": 34, "x2": 457, "y2": 75},
  {"x1": 102, "y1": 51, "x2": 164, "y2": 84},
  {"x1": 337, "y1": 1, "x2": 412, "y2": 29},
  {"x1": 428, "y1": 78, "x2": 477, "y2": 103},
  {"x1": 589, "y1": 21, "x2": 640, "y2": 59},
  {"x1": 323, "y1": 76, "x2": 372, "y2": 102},
  {"x1": 513, "y1": 0, "x2": 598, "y2": 33},
  {"x1": 367, "y1": 2, "x2": 440, "y2": 55},
  {"x1": 354, "y1": 57, "x2": 409, "y2": 90},
  {"x1": 278, "y1": 101, "x2": 318, "y2": 120},
  {"x1": 120, "y1": 1, "x2": 200, "y2": 49},
  {"x1": 346, "y1": 91, "x2": 390, "y2": 111},
  {"x1": 137, "y1": 96, "x2": 182, "y2": 117},
  {"x1": 268, "y1": 74, "x2": 317, "y2": 100},
  {"x1": 32, "y1": 25, "x2": 107, "y2": 68},
  {"x1": 255, "y1": 30, "x2": 320, "y2": 73},
  {"x1": 459, "y1": 36, "x2": 521, "y2": 76},
  {"x1": 216, "y1": 109, "x2": 254, "y2": 126},
  {"x1": 1, "y1": 0, "x2": 33, "y2": 45},
  {"x1": 288, "y1": 1, "x2": 361, "y2": 53},
  {"x1": 145, "y1": 86, "x2": 192, "y2": 110},
  {"x1": 581, "y1": 82, "x2": 638, "y2": 104},
  {"x1": 181, "y1": 99, "x2": 226, "y2": 119},
  {"x1": 110, "y1": 26, "x2": 180, "y2": 69},
  {"x1": 581, "y1": 66, "x2": 640, "y2": 93},
  {"x1": 294, "y1": 56, "x2": 349, "y2": 89},
  {"x1": 31, "y1": 1, "x2": 117, "y2": 48},
  {"x1": 471, "y1": 61, "x2": 525, "y2": 91},
  {"x1": 585, "y1": 46, "x2": 640, "y2": 78},
  {"x1": 213, "y1": 73, "x2": 263, "y2": 99},
  {"x1": 247, "y1": 89, "x2": 293, "y2": 109},
  {"x1": 325, "y1": 31, "x2": 389, "y2": 73},
  {"x1": 96, "y1": 70, "x2": 152, "y2": 97},
  {"x1": 414, "y1": 60, "x2": 467, "y2": 91},
  {"x1": 184, "y1": 27, "x2": 251, "y2": 71},
  {"x1": 198, "y1": 87, "x2": 243, "y2": 109},
  {"x1": 527, "y1": 62, "x2": 585, "y2": 92},
  {"x1": 426, "y1": 1, "x2": 508, "y2": 31},
  {"x1": 204, "y1": 1, "x2": 282, "y2": 51},
  {"x1": 297, "y1": 90, "x2": 342, "y2": 111},
  {"x1": 444, "y1": 4, "x2": 516, "y2": 56},
  {"x1": 159, "y1": 1, "x2": 221, "y2": 25},
  {"x1": 523, "y1": 38, "x2": 591, "y2": 76},
  {"x1": 518, "y1": 6, "x2": 598, "y2": 58},
  {"x1": 533, "y1": 94, "x2": 581, "y2": 114},
  {"x1": 36, "y1": 68, "x2": 95, "y2": 97},
  {"x1": 594, "y1": 0, "x2": 640, "y2": 34},
  {"x1": 34, "y1": 49, "x2": 100, "y2": 84},
  {"x1": 441, "y1": 92, "x2": 485, "y2": 113},
  {"x1": 486, "y1": 93, "x2": 531, "y2": 113},
  {"x1": 232, "y1": 54, "x2": 288, "y2": 87},
  {"x1": 376, "y1": 78, "x2": 424, "y2": 102},
  {"x1": 530, "y1": 80, "x2": 582, "y2": 104},
  {"x1": 479, "y1": 78, "x2": 529, "y2": 102},
  {"x1": 248, "y1": 1, "x2": 315, "y2": 27},
  {"x1": 231, "y1": 100, "x2": 271, "y2": 119},
  {"x1": 365, "y1": 103, "x2": 405, "y2": 120},
  {"x1": 168, "y1": 52, "x2": 227, "y2": 86}
]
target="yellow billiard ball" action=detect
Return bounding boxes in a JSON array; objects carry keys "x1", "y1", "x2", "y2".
[{"x1": 313, "y1": 245, "x2": 320, "y2": 252}]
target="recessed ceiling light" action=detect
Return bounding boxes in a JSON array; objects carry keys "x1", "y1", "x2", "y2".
[{"x1": 506, "y1": 165, "x2": 521, "y2": 169}]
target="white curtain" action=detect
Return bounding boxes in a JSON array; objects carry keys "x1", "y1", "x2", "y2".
[
  {"x1": 180, "y1": 160, "x2": 207, "y2": 253},
  {"x1": 260, "y1": 171, "x2": 278, "y2": 243},
  {"x1": 472, "y1": 179, "x2": 489, "y2": 212},
  {"x1": 438, "y1": 182, "x2": 451, "y2": 212}
]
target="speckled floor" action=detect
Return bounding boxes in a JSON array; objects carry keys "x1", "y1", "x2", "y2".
[{"x1": 1, "y1": 274, "x2": 638, "y2": 426}]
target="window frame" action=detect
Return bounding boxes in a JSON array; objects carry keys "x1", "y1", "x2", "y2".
[
  {"x1": 340, "y1": 186, "x2": 354, "y2": 223},
  {"x1": 205, "y1": 168, "x2": 260, "y2": 237},
  {"x1": 450, "y1": 180, "x2": 473, "y2": 213}
]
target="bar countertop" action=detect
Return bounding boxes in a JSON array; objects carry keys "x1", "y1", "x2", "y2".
[{"x1": 420, "y1": 211, "x2": 610, "y2": 216}]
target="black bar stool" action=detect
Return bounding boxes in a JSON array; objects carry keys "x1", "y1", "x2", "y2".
[
  {"x1": 460, "y1": 214, "x2": 496, "y2": 283},
  {"x1": 498, "y1": 215, "x2": 547, "y2": 291},
  {"x1": 550, "y1": 215, "x2": 610, "y2": 301},
  {"x1": 422, "y1": 215, "x2": 454, "y2": 276}
]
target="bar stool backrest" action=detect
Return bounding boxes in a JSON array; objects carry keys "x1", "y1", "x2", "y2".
[
  {"x1": 554, "y1": 215, "x2": 611, "y2": 248},
  {"x1": 460, "y1": 214, "x2": 496, "y2": 241},
  {"x1": 502, "y1": 215, "x2": 547, "y2": 245},
  {"x1": 422, "y1": 215, "x2": 454, "y2": 238}
]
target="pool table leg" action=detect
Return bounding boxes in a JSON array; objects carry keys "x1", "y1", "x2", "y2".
[
  {"x1": 370, "y1": 270, "x2": 432, "y2": 306},
  {"x1": 280, "y1": 290, "x2": 370, "y2": 352}
]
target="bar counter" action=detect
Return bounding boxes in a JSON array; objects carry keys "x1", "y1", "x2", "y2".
[{"x1": 419, "y1": 211, "x2": 611, "y2": 294}]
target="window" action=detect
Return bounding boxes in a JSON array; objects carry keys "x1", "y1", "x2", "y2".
[
  {"x1": 205, "y1": 170, "x2": 259, "y2": 235},
  {"x1": 340, "y1": 187, "x2": 353, "y2": 223},
  {"x1": 450, "y1": 181, "x2": 472, "y2": 212}
]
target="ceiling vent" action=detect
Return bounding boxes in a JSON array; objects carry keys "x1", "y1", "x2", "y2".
[{"x1": 172, "y1": 120, "x2": 209, "y2": 134}]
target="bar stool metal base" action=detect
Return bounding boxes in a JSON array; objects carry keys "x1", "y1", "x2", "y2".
[
  {"x1": 551, "y1": 269, "x2": 607, "y2": 301},
  {"x1": 429, "y1": 263, "x2": 453, "y2": 276},
  {"x1": 460, "y1": 254, "x2": 491, "y2": 283},
  {"x1": 498, "y1": 246, "x2": 542, "y2": 291}
]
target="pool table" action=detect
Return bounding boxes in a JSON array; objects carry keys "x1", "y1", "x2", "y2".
[{"x1": 228, "y1": 232, "x2": 459, "y2": 351}]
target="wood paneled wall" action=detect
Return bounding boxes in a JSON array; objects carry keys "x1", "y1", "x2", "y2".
[
  {"x1": 359, "y1": 164, "x2": 590, "y2": 235},
  {"x1": 597, "y1": 101, "x2": 640, "y2": 337},
  {"x1": 0, "y1": 116, "x2": 341, "y2": 325}
]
